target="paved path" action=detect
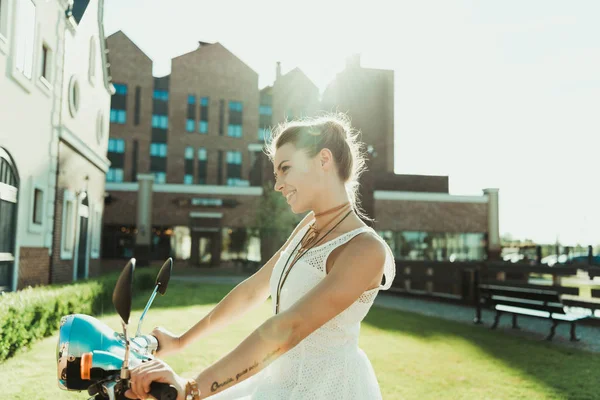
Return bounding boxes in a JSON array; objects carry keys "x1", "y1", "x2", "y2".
[{"x1": 173, "y1": 275, "x2": 600, "y2": 353}]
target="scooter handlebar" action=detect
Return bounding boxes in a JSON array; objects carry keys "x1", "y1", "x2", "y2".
[{"x1": 148, "y1": 381, "x2": 178, "y2": 400}]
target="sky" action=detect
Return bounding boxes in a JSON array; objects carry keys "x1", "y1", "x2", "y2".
[{"x1": 103, "y1": 0, "x2": 600, "y2": 246}]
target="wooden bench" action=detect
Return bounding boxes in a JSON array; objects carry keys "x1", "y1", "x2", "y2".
[{"x1": 478, "y1": 283, "x2": 589, "y2": 341}]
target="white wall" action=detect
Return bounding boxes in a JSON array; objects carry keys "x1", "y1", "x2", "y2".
[
  {"x1": 61, "y1": 0, "x2": 111, "y2": 156},
  {"x1": 0, "y1": 0, "x2": 111, "y2": 290},
  {"x1": 0, "y1": 0, "x2": 66, "y2": 290}
]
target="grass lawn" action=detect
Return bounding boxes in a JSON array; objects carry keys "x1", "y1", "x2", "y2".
[{"x1": 0, "y1": 281, "x2": 597, "y2": 400}]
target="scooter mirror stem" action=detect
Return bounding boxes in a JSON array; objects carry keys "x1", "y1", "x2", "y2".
[
  {"x1": 120, "y1": 320, "x2": 131, "y2": 380},
  {"x1": 136, "y1": 284, "x2": 160, "y2": 338}
]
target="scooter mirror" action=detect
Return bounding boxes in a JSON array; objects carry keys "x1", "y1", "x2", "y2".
[
  {"x1": 156, "y1": 258, "x2": 172, "y2": 295},
  {"x1": 113, "y1": 258, "x2": 135, "y2": 324}
]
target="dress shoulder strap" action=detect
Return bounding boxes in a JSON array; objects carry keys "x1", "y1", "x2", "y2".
[{"x1": 307, "y1": 226, "x2": 396, "y2": 290}]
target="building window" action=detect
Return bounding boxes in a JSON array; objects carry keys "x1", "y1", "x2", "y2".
[
  {"x1": 186, "y1": 119, "x2": 195, "y2": 132},
  {"x1": 150, "y1": 143, "x2": 167, "y2": 157},
  {"x1": 90, "y1": 207, "x2": 101, "y2": 259},
  {"x1": 32, "y1": 188, "x2": 43, "y2": 225},
  {"x1": 227, "y1": 125, "x2": 242, "y2": 138},
  {"x1": 259, "y1": 105, "x2": 272, "y2": 115},
  {"x1": 200, "y1": 96, "x2": 209, "y2": 133},
  {"x1": 185, "y1": 146, "x2": 194, "y2": 160},
  {"x1": 0, "y1": 0, "x2": 9, "y2": 41},
  {"x1": 154, "y1": 172, "x2": 166, "y2": 184},
  {"x1": 382, "y1": 231, "x2": 485, "y2": 262},
  {"x1": 111, "y1": 83, "x2": 127, "y2": 124},
  {"x1": 198, "y1": 148, "x2": 207, "y2": 184},
  {"x1": 106, "y1": 168, "x2": 124, "y2": 182},
  {"x1": 153, "y1": 90, "x2": 169, "y2": 101},
  {"x1": 96, "y1": 111, "x2": 105, "y2": 145},
  {"x1": 40, "y1": 44, "x2": 51, "y2": 82},
  {"x1": 258, "y1": 128, "x2": 270, "y2": 141},
  {"x1": 218, "y1": 100, "x2": 224, "y2": 136},
  {"x1": 199, "y1": 121, "x2": 208, "y2": 134},
  {"x1": 226, "y1": 151, "x2": 242, "y2": 186},
  {"x1": 15, "y1": 0, "x2": 36, "y2": 79},
  {"x1": 61, "y1": 191, "x2": 76, "y2": 259},
  {"x1": 68, "y1": 76, "x2": 80, "y2": 117},
  {"x1": 88, "y1": 36, "x2": 96, "y2": 84},
  {"x1": 184, "y1": 174, "x2": 193, "y2": 185},
  {"x1": 110, "y1": 110, "x2": 126, "y2": 124},
  {"x1": 228, "y1": 101, "x2": 243, "y2": 138},
  {"x1": 114, "y1": 83, "x2": 127, "y2": 95},
  {"x1": 108, "y1": 138, "x2": 125, "y2": 153},
  {"x1": 134, "y1": 86, "x2": 141, "y2": 125},
  {"x1": 152, "y1": 115, "x2": 168, "y2": 129},
  {"x1": 188, "y1": 95, "x2": 195, "y2": 104}
]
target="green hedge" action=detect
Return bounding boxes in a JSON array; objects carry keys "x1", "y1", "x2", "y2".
[{"x1": 0, "y1": 267, "x2": 159, "y2": 362}]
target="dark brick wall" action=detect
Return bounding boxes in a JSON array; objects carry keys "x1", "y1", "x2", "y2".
[
  {"x1": 374, "y1": 199, "x2": 488, "y2": 233},
  {"x1": 17, "y1": 247, "x2": 50, "y2": 289},
  {"x1": 103, "y1": 190, "x2": 263, "y2": 228},
  {"x1": 106, "y1": 31, "x2": 154, "y2": 181},
  {"x1": 374, "y1": 173, "x2": 449, "y2": 193},
  {"x1": 168, "y1": 43, "x2": 259, "y2": 185},
  {"x1": 272, "y1": 68, "x2": 321, "y2": 124},
  {"x1": 322, "y1": 65, "x2": 395, "y2": 176},
  {"x1": 51, "y1": 142, "x2": 107, "y2": 283}
]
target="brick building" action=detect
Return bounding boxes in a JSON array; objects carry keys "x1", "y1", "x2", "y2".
[
  {"x1": 103, "y1": 32, "x2": 500, "y2": 267},
  {"x1": 0, "y1": 0, "x2": 112, "y2": 291}
]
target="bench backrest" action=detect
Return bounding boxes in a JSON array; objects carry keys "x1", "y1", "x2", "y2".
[{"x1": 479, "y1": 284, "x2": 566, "y2": 315}]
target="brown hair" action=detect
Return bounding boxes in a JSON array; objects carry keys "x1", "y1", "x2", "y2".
[{"x1": 265, "y1": 113, "x2": 371, "y2": 221}]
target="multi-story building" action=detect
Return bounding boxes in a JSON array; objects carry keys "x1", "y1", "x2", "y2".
[
  {"x1": 0, "y1": 0, "x2": 112, "y2": 292},
  {"x1": 103, "y1": 32, "x2": 500, "y2": 268},
  {"x1": 322, "y1": 55, "x2": 499, "y2": 261}
]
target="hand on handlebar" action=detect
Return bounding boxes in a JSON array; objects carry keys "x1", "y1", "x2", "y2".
[
  {"x1": 152, "y1": 326, "x2": 182, "y2": 358},
  {"x1": 124, "y1": 359, "x2": 188, "y2": 400}
]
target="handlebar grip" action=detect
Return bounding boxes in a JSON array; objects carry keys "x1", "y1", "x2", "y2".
[{"x1": 148, "y1": 382, "x2": 178, "y2": 400}]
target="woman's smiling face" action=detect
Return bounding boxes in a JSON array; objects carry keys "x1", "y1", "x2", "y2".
[{"x1": 273, "y1": 142, "x2": 326, "y2": 214}]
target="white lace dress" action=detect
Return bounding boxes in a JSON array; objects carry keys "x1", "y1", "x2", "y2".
[{"x1": 208, "y1": 222, "x2": 396, "y2": 400}]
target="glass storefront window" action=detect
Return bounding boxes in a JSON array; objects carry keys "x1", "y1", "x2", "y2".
[{"x1": 377, "y1": 231, "x2": 485, "y2": 261}]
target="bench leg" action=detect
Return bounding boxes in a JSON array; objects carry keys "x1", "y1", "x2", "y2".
[
  {"x1": 512, "y1": 314, "x2": 520, "y2": 330},
  {"x1": 546, "y1": 319, "x2": 558, "y2": 341},
  {"x1": 491, "y1": 310, "x2": 501, "y2": 329},
  {"x1": 570, "y1": 322, "x2": 581, "y2": 342}
]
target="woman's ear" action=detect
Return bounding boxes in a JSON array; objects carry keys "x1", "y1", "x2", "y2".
[{"x1": 319, "y1": 148, "x2": 334, "y2": 169}]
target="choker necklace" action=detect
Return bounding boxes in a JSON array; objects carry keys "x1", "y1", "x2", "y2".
[
  {"x1": 300, "y1": 203, "x2": 351, "y2": 252},
  {"x1": 314, "y1": 202, "x2": 350, "y2": 218},
  {"x1": 275, "y1": 208, "x2": 354, "y2": 314}
]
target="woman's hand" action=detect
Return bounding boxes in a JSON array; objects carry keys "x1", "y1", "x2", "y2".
[
  {"x1": 124, "y1": 359, "x2": 188, "y2": 400},
  {"x1": 152, "y1": 326, "x2": 182, "y2": 358}
]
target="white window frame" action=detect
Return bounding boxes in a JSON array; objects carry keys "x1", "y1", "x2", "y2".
[
  {"x1": 28, "y1": 178, "x2": 45, "y2": 234},
  {"x1": 61, "y1": 189, "x2": 76, "y2": 260},
  {"x1": 11, "y1": 0, "x2": 36, "y2": 92},
  {"x1": 90, "y1": 204, "x2": 101, "y2": 259},
  {"x1": 36, "y1": 38, "x2": 53, "y2": 96},
  {"x1": 0, "y1": 0, "x2": 12, "y2": 54}
]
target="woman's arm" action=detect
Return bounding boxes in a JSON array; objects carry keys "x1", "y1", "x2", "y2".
[
  {"x1": 157, "y1": 213, "x2": 315, "y2": 355},
  {"x1": 192, "y1": 233, "x2": 386, "y2": 398},
  {"x1": 126, "y1": 232, "x2": 385, "y2": 400}
]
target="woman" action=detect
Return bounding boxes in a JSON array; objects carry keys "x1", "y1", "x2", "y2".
[{"x1": 125, "y1": 114, "x2": 396, "y2": 400}]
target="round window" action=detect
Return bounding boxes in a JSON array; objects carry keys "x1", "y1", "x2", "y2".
[{"x1": 68, "y1": 76, "x2": 80, "y2": 117}]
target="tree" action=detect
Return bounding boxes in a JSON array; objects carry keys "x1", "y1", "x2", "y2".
[{"x1": 254, "y1": 182, "x2": 302, "y2": 261}]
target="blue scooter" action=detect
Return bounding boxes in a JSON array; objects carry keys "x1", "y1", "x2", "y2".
[{"x1": 57, "y1": 258, "x2": 178, "y2": 400}]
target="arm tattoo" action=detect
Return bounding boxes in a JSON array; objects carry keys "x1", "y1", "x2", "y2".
[{"x1": 210, "y1": 347, "x2": 282, "y2": 392}]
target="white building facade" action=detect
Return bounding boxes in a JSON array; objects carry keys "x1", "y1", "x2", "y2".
[{"x1": 0, "y1": 0, "x2": 112, "y2": 292}]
